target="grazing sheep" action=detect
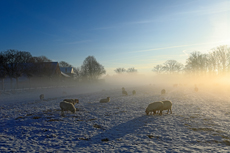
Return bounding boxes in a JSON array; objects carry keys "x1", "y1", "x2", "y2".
[
  {"x1": 194, "y1": 87, "x2": 198, "y2": 92},
  {"x1": 63, "y1": 99, "x2": 79, "y2": 105},
  {"x1": 145, "y1": 101, "x2": 164, "y2": 115},
  {"x1": 60, "y1": 101, "x2": 76, "y2": 115},
  {"x1": 122, "y1": 90, "x2": 128, "y2": 96},
  {"x1": 132, "y1": 90, "x2": 136, "y2": 95},
  {"x1": 161, "y1": 89, "x2": 166, "y2": 95},
  {"x1": 100, "y1": 97, "x2": 110, "y2": 103},
  {"x1": 122, "y1": 87, "x2": 128, "y2": 96},
  {"x1": 161, "y1": 100, "x2": 172, "y2": 114},
  {"x1": 40, "y1": 94, "x2": 44, "y2": 100}
]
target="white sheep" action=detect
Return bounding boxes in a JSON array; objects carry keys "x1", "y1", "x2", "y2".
[
  {"x1": 132, "y1": 90, "x2": 136, "y2": 95},
  {"x1": 145, "y1": 101, "x2": 164, "y2": 115},
  {"x1": 63, "y1": 99, "x2": 79, "y2": 105},
  {"x1": 122, "y1": 87, "x2": 128, "y2": 96},
  {"x1": 60, "y1": 101, "x2": 76, "y2": 115},
  {"x1": 194, "y1": 87, "x2": 198, "y2": 92},
  {"x1": 99, "y1": 97, "x2": 110, "y2": 103},
  {"x1": 161, "y1": 89, "x2": 166, "y2": 95},
  {"x1": 40, "y1": 94, "x2": 44, "y2": 100},
  {"x1": 161, "y1": 100, "x2": 172, "y2": 114}
]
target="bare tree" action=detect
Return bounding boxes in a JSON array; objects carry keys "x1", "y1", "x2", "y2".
[
  {"x1": 73, "y1": 67, "x2": 81, "y2": 80},
  {"x1": 207, "y1": 51, "x2": 218, "y2": 75},
  {"x1": 29, "y1": 55, "x2": 52, "y2": 63},
  {"x1": 211, "y1": 45, "x2": 230, "y2": 75},
  {"x1": 114, "y1": 68, "x2": 126, "y2": 74},
  {"x1": 59, "y1": 61, "x2": 72, "y2": 67},
  {"x1": 0, "y1": 49, "x2": 32, "y2": 88},
  {"x1": 152, "y1": 64, "x2": 164, "y2": 74},
  {"x1": 162, "y1": 60, "x2": 184, "y2": 74},
  {"x1": 126, "y1": 67, "x2": 137, "y2": 73},
  {"x1": 185, "y1": 51, "x2": 207, "y2": 76},
  {"x1": 80, "y1": 56, "x2": 106, "y2": 81},
  {"x1": 0, "y1": 54, "x2": 7, "y2": 90}
]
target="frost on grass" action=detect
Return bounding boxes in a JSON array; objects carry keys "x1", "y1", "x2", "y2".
[{"x1": 0, "y1": 84, "x2": 230, "y2": 152}]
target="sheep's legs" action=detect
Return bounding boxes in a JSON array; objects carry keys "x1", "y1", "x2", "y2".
[{"x1": 159, "y1": 110, "x2": 162, "y2": 115}]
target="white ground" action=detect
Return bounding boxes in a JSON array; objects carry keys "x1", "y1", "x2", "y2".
[{"x1": 0, "y1": 84, "x2": 230, "y2": 152}]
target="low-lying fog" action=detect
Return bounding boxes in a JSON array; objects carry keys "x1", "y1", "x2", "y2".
[{"x1": 1, "y1": 73, "x2": 230, "y2": 152}]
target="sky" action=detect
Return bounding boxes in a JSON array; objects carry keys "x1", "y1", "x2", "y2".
[{"x1": 0, "y1": 0, "x2": 230, "y2": 75}]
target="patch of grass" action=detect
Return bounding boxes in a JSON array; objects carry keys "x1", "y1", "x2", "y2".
[
  {"x1": 43, "y1": 109, "x2": 52, "y2": 113},
  {"x1": 195, "y1": 140, "x2": 230, "y2": 146},
  {"x1": 46, "y1": 134, "x2": 57, "y2": 138},
  {"x1": 189, "y1": 127, "x2": 214, "y2": 132},
  {"x1": 15, "y1": 116, "x2": 25, "y2": 120},
  {"x1": 101, "y1": 138, "x2": 109, "y2": 142},
  {"x1": 78, "y1": 137, "x2": 90, "y2": 141},
  {"x1": 147, "y1": 135, "x2": 154, "y2": 139},
  {"x1": 202, "y1": 118, "x2": 212, "y2": 121},
  {"x1": 47, "y1": 119, "x2": 63, "y2": 122},
  {"x1": 223, "y1": 140, "x2": 230, "y2": 146},
  {"x1": 93, "y1": 124, "x2": 104, "y2": 130},
  {"x1": 26, "y1": 114, "x2": 33, "y2": 116},
  {"x1": 212, "y1": 133, "x2": 230, "y2": 139},
  {"x1": 33, "y1": 116, "x2": 41, "y2": 119},
  {"x1": 190, "y1": 114, "x2": 200, "y2": 119},
  {"x1": 147, "y1": 135, "x2": 161, "y2": 139},
  {"x1": 184, "y1": 123, "x2": 191, "y2": 127},
  {"x1": 88, "y1": 118, "x2": 97, "y2": 121}
]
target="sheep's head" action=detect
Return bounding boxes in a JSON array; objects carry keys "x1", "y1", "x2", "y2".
[
  {"x1": 75, "y1": 99, "x2": 79, "y2": 103},
  {"x1": 145, "y1": 109, "x2": 149, "y2": 115}
]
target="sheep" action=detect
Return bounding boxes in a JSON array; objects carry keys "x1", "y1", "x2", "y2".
[
  {"x1": 122, "y1": 90, "x2": 128, "y2": 96},
  {"x1": 63, "y1": 99, "x2": 79, "y2": 105},
  {"x1": 132, "y1": 90, "x2": 136, "y2": 95},
  {"x1": 145, "y1": 101, "x2": 164, "y2": 115},
  {"x1": 161, "y1": 100, "x2": 172, "y2": 114},
  {"x1": 194, "y1": 87, "x2": 198, "y2": 92},
  {"x1": 161, "y1": 89, "x2": 166, "y2": 95},
  {"x1": 40, "y1": 94, "x2": 44, "y2": 100},
  {"x1": 122, "y1": 87, "x2": 128, "y2": 96},
  {"x1": 99, "y1": 97, "x2": 110, "y2": 103},
  {"x1": 60, "y1": 101, "x2": 76, "y2": 115}
]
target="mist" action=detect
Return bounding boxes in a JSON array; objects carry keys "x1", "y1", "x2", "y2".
[{"x1": 102, "y1": 72, "x2": 230, "y2": 96}]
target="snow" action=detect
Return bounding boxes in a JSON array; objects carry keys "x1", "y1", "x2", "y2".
[{"x1": 1, "y1": 84, "x2": 230, "y2": 152}]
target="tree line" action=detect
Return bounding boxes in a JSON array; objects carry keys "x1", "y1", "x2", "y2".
[
  {"x1": 0, "y1": 45, "x2": 229, "y2": 89},
  {"x1": 114, "y1": 67, "x2": 138, "y2": 73},
  {"x1": 152, "y1": 45, "x2": 230, "y2": 76},
  {"x1": 0, "y1": 49, "x2": 106, "y2": 89}
]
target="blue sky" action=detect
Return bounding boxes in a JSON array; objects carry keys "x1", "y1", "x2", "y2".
[{"x1": 0, "y1": 0, "x2": 229, "y2": 75}]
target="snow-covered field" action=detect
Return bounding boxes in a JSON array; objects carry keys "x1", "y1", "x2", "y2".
[{"x1": 1, "y1": 84, "x2": 230, "y2": 152}]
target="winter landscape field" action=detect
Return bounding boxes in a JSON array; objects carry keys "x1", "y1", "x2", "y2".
[{"x1": 1, "y1": 82, "x2": 230, "y2": 152}]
